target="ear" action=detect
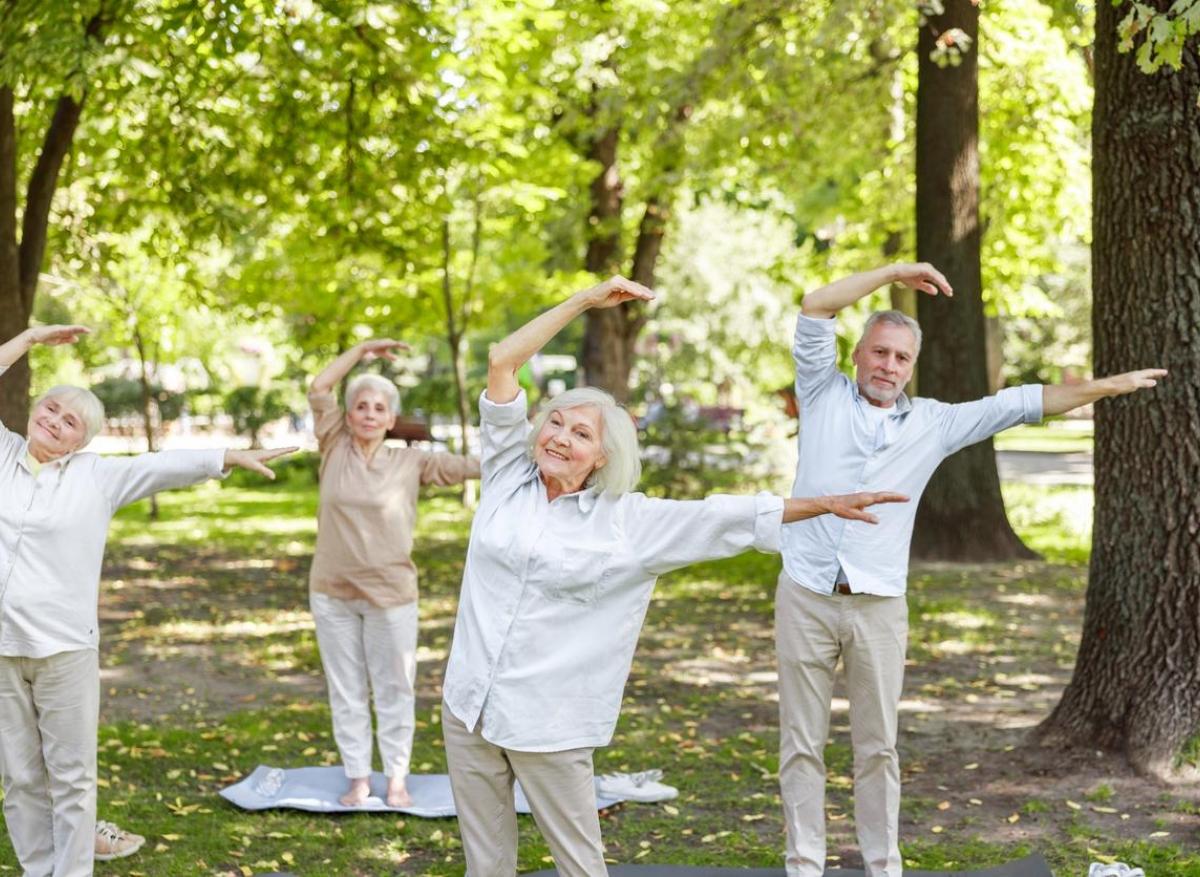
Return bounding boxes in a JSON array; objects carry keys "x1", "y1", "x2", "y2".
[{"x1": 385, "y1": 411, "x2": 398, "y2": 430}]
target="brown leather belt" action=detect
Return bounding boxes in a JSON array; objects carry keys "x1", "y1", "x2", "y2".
[{"x1": 834, "y1": 582, "x2": 855, "y2": 595}]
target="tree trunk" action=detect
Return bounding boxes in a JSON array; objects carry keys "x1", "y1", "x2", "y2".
[
  {"x1": 131, "y1": 318, "x2": 159, "y2": 520},
  {"x1": 910, "y1": 0, "x2": 1034, "y2": 561},
  {"x1": 1035, "y1": 1, "x2": 1200, "y2": 780},
  {"x1": 0, "y1": 9, "x2": 105, "y2": 428},
  {"x1": 441, "y1": 218, "x2": 476, "y2": 508}
]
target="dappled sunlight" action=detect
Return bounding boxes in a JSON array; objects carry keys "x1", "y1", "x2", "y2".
[{"x1": 150, "y1": 610, "x2": 314, "y2": 643}]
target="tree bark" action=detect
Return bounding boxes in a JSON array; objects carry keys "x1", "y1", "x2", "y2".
[
  {"x1": 441, "y1": 216, "x2": 476, "y2": 507},
  {"x1": 1035, "y1": 0, "x2": 1200, "y2": 780},
  {"x1": 131, "y1": 314, "x2": 159, "y2": 520},
  {"x1": 0, "y1": 9, "x2": 105, "y2": 430},
  {"x1": 910, "y1": 0, "x2": 1035, "y2": 561}
]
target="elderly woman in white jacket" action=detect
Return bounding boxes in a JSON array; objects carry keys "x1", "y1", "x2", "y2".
[
  {"x1": 441, "y1": 278, "x2": 906, "y2": 876},
  {"x1": 0, "y1": 325, "x2": 293, "y2": 877}
]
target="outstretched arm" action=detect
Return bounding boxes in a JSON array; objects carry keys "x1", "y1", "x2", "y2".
[
  {"x1": 784, "y1": 492, "x2": 909, "y2": 525},
  {"x1": 309, "y1": 339, "x2": 408, "y2": 396},
  {"x1": 223, "y1": 446, "x2": 298, "y2": 480},
  {"x1": 801, "y1": 263, "x2": 952, "y2": 319},
  {"x1": 1042, "y1": 369, "x2": 1167, "y2": 417},
  {"x1": 487, "y1": 275, "x2": 655, "y2": 404},
  {"x1": 0, "y1": 325, "x2": 90, "y2": 369}
]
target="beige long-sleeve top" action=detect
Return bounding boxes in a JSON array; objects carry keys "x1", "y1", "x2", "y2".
[{"x1": 308, "y1": 390, "x2": 480, "y2": 607}]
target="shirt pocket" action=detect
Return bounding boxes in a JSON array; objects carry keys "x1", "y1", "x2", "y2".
[{"x1": 532, "y1": 543, "x2": 617, "y2": 605}]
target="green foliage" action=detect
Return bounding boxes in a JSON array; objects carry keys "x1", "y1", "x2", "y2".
[
  {"x1": 1116, "y1": 0, "x2": 1200, "y2": 73},
  {"x1": 90, "y1": 375, "x2": 185, "y2": 422},
  {"x1": 223, "y1": 385, "x2": 292, "y2": 448},
  {"x1": 638, "y1": 405, "x2": 773, "y2": 499}
]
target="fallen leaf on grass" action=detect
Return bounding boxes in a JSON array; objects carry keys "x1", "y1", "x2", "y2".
[
  {"x1": 937, "y1": 801, "x2": 951, "y2": 811},
  {"x1": 1007, "y1": 813, "x2": 1020, "y2": 823},
  {"x1": 663, "y1": 804, "x2": 679, "y2": 816},
  {"x1": 1065, "y1": 800, "x2": 1082, "y2": 810}
]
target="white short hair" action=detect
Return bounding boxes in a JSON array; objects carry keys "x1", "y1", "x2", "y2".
[
  {"x1": 527, "y1": 387, "x2": 641, "y2": 496},
  {"x1": 36, "y1": 385, "x2": 106, "y2": 446},
  {"x1": 345, "y1": 374, "x2": 400, "y2": 414},
  {"x1": 857, "y1": 310, "x2": 923, "y2": 355}
]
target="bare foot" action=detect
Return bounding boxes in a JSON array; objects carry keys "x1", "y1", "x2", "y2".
[
  {"x1": 339, "y1": 777, "x2": 372, "y2": 807},
  {"x1": 386, "y1": 776, "x2": 412, "y2": 808}
]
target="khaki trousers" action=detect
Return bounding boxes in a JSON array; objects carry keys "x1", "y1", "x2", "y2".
[
  {"x1": 775, "y1": 573, "x2": 907, "y2": 877},
  {"x1": 0, "y1": 649, "x2": 100, "y2": 877},
  {"x1": 311, "y1": 593, "x2": 418, "y2": 779},
  {"x1": 442, "y1": 705, "x2": 608, "y2": 877}
]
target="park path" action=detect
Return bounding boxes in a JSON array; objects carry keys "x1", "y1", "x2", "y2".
[{"x1": 997, "y1": 449, "x2": 1093, "y2": 485}]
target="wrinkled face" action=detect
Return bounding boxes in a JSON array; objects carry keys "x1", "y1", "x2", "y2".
[
  {"x1": 345, "y1": 388, "x2": 397, "y2": 443},
  {"x1": 27, "y1": 396, "x2": 89, "y2": 461},
  {"x1": 852, "y1": 322, "x2": 918, "y2": 407},
  {"x1": 534, "y1": 405, "x2": 606, "y2": 492}
]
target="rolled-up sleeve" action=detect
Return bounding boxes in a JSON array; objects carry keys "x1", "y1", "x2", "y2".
[
  {"x1": 307, "y1": 390, "x2": 346, "y2": 453},
  {"x1": 937, "y1": 384, "x2": 1044, "y2": 456},
  {"x1": 623, "y1": 491, "x2": 784, "y2": 576},
  {"x1": 793, "y1": 313, "x2": 841, "y2": 404},
  {"x1": 479, "y1": 389, "x2": 532, "y2": 486},
  {"x1": 92, "y1": 448, "x2": 228, "y2": 511}
]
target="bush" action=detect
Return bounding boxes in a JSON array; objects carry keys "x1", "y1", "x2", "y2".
[
  {"x1": 224, "y1": 385, "x2": 292, "y2": 448},
  {"x1": 638, "y1": 404, "x2": 772, "y2": 499}
]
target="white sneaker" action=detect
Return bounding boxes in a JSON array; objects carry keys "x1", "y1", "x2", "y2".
[
  {"x1": 1088, "y1": 863, "x2": 1146, "y2": 877},
  {"x1": 95, "y1": 820, "x2": 146, "y2": 861},
  {"x1": 595, "y1": 769, "x2": 679, "y2": 802}
]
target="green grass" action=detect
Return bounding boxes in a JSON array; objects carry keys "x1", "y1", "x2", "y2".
[
  {"x1": 1, "y1": 474, "x2": 1195, "y2": 876},
  {"x1": 992, "y1": 421, "x2": 1093, "y2": 454}
]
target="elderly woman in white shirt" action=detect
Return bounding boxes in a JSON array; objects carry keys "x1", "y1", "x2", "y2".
[
  {"x1": 441, "y1": 278, "x2": 906, "y2": 876},
  {"x1": 0, "y1": 325, "x2": 293, "y2": 877}
]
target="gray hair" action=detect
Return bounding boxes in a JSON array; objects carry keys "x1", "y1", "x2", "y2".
[
  {"x1": 857, "y1": 310, "x2": 922, "y2": 355},
  {"x1": 36, "y1": 385, "x2": 106, "y2": 446},
  {"x1": 527, "y1": 387, "x2": 641, "y2": 496},
  {"x1": 345, "y1": 374, "x2": 400, "y2": 414}
]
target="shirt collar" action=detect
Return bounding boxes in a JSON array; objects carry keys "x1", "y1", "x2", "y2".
[{"x1": 18, "y1": 439, "x2": 77, "y2": 474}]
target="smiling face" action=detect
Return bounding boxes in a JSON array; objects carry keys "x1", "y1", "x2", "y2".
[
  {"x1": 852, "y1": 321, "x2": 918, "y2": 407},
  {"x1": 26, "y1": 395, "x2": 89, "y2": 462},
  {"x1": 345, "y1": 388, "x2": 397, "y2": 444},
  {"x1": 533, "y1": 404, "x2": 607, "y2": 494}
]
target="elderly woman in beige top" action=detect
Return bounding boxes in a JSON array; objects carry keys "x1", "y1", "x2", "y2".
[{"x1": 308, "y1": 339, "x2": 480, "y2": 807}]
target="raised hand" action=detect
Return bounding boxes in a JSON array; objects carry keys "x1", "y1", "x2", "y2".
[
  {"x1": 358, "y1": 339, "x2": 409, "y2": 362},
  {"x1": 28, "y1": 325, "x2": 91, "y2": 346},
  {"x1": 825, "y1": 491, "x2": 909, "y2": 525},
  {"x1": 577, "y1": 275, "x2": 656, "y2": 310},
  {"x1": 892, "y1": 263, "x2": 953, "y2": 297},
  {"x1": 223, "y1": 447, "x2": 299, "y2": 480}
]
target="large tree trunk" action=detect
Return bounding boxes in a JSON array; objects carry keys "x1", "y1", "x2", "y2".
[
  {"x1": 910, "y1": 0, "x2": 1034, "y2": 561},
  {"x1": 0, "y1": 9, "x2": 104, "y2": 429},
  {"x1": 1035, "y1": 1, "x2": 1200, "y2": 780}
]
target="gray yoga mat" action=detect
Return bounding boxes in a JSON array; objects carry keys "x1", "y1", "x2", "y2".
[
  {"x1": 219, "y1": 765, "x2": 623, "y2": 817},
  {"x1": 525, "y1": 853, "x2": 1053, "y2": 877}
]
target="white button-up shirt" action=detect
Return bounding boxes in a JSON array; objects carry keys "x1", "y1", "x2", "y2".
[
  {"x1": 781, "y1": 314, "x2": 1043, "y2": 597},
  {"x1": 443, "y1": 390, "x2": 783, "y2": 752},
  {"x1": 0, "y1": 382, "x2": 227, "y2": 658}
]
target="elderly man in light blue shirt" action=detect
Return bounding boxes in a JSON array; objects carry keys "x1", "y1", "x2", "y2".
[{"x1": 777, "y1": 262, "x2": 1166, "y2": 877}]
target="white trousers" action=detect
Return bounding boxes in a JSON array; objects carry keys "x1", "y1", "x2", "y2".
[
  {"x1": 0, "y1": 649, "x2": 100, "y2": 877},
  {"x1": 310, "y1": 592, "x2": 418, "y2": 779},
  {"x1": 442, "y1": 705, "x2": 608, "y2": 877},
  {"x1": 775, "y1": 573, "x2": 907, "y2": 877}
]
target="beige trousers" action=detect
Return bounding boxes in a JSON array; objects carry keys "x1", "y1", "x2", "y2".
[
  {"x1": 0, "y1": 649, "x2": 100, "y2": 877},
  {"x1": 775, "y1": 573, "x2": 907, "y2": 877},
  {"x1": 442, "y1": 704, "x2": 608, "y2": 877},
  {"x1": 311, "y1": 592, "x2": 418, "y2": 779}
]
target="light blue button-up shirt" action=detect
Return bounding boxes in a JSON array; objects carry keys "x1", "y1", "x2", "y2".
[
  {"x1": 443, "y1": 390, "x2": 784, "y2": 752},
  {"x1": 780, "y1": 314, "x2": 1043, "y2": 597}
]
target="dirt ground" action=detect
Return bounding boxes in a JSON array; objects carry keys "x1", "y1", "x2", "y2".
[{"x1": 95, "y1": 544, "x2": 1200, "y2": 869}]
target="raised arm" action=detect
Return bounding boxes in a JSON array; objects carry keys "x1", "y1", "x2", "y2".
[
  {"x1": 487, "y1": 276, "x2": 655, "y2": 404},
  {"x1": 0, "y1": 325, "x2": 90, "y2": 369},
  {"x1": 309, "y1": 339, "x2": 408, "y2": 396},
  {"x1": 801, "y1": 263, "x2": 952, "y2": 319},
  {"x1": 1042, "y1": 369, "x2": 1167, "y2": 417},
  {"x1": 784, "y1": 492, "x2": 908, "y2": 525}
]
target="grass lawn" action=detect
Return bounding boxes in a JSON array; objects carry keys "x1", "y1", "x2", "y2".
[
  {"x1": 0, "y1": 459, "x2": 1195, "y2": 876},
  {"x1": 992, "y1": 421, "x2": 1093, "y2": 454}
]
